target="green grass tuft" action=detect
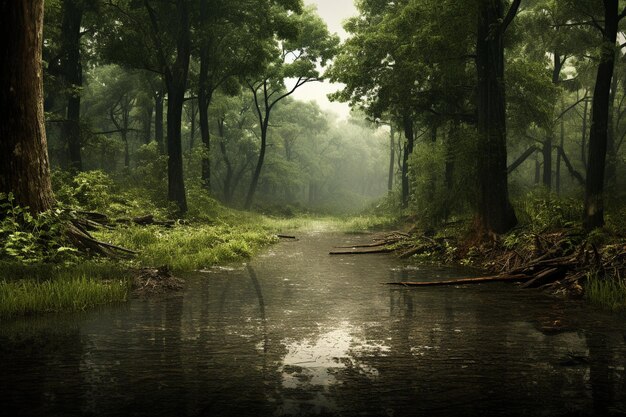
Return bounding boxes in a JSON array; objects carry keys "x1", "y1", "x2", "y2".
[
  {"x1": 585, "y1": 273, "x2": 626, "y2": 311},
  {"x1": 98, "y1": 223, "x2": 277, "y2": 272},
  {"x1": 0, "y1": 276, "x2": 129, "y2": 318}
]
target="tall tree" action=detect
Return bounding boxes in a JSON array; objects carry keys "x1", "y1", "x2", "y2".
[
  {"x1": 104, "y1": 0, "x2": 192, "y2": 214},
  {"x1": 473, "y1": 0, "x2": 520, "y2": 234},
  {"x1": 582, "y1": 0, "x2": 624, "y2": 230},
  {"x1": 243, "y1": 6, "x2": 339, "y2": 209},
  {"x1": 59, "y1": 0, "x2": 85, "y2": 172},
  {"x1": 0, "y1": 0, "x2": 55, "y2": 213}
]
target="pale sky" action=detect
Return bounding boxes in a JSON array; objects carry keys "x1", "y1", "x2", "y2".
[{"x1": 288, "y1": 0, "x2": 358, "y2": 120}]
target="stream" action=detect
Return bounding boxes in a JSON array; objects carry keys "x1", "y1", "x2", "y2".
[{"x1": 2, "y1": 231, "x2": 626, "y2": 416}]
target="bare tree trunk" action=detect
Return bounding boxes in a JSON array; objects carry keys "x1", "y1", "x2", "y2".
[
  {"x1": 581, "y1": 96, "x2": 589, "y2": 170},
  {"x1": 163, "y1": 0, "x2": 191, "y2": 215},
  {"x1": 155, "y1": 90, "x2": 165, "y2": 153},
  {"x1": 583, "y1": 0, "x2": 618, "y2": 231},
  {"x1": 0, "y1": 0, "x2": 55, "y2": 213},
  {"x1": 556, "y1": 99, "x2": 564, "y2": 194},
  {"x1": 388, "y1": 125, "x2": 395, "y2": 193},
  {"x1": 401, "y1": 113, "x2": 414, "y2": 208},
  {"x1": 474, "y1": 0, "x2": 518, "y2": 234},
  {"x1": 198, "y1": 0, "x2": 213, "y2": 192},
  {"x1": 60, "y1": 0, "x2": 84, "y2": 172}
]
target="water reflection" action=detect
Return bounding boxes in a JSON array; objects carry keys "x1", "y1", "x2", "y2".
[{"x1": 2, "y1": 232, "x2": 626, "y2": 416}]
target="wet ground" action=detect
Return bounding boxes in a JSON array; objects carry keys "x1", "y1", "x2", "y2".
[{"x1": 2, "y1": 230, "x2": 626, "y2": 416}]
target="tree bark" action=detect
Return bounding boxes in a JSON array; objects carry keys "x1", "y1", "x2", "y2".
[
  {"x1": 474, "y1": 0, "x2": 517, "y2": 234},
  {"x1": 198, "y1": 0, "x2": 213, "y2": 192},
  {"x1": 388, "y1": 124, "x2": 395, "y2": 193},
  {"x1": 0, "y1": 0, "x2": 55, "y2": 213},
  {"x1": 401, "y1": 112, "x2": 414, "y2": 208},
  {"x1": 154, "y1": 89, "x2": 165, "y2": 153},
  {"x1": 163, "y1": 0, "x2": 191, "y2": 215},
  {"x1": 245, "y1": 103, "x2": 270, "y2": 210},
  {"x1": 60, "y1": 0, "x2": 84, "y2": 172},
  {"x1": 583, "y1": 0, "x2": 618, "y2": 231}
]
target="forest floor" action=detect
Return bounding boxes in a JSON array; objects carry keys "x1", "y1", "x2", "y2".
[{"x1": 370, "y1": 219, "x2": 626, "y2": 311}]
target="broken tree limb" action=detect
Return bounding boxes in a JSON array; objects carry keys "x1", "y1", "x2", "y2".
[
  {"x1": 277, "y1": 234, "x2": 297, "y2": 239},
  {"x1": 507, "y1": 145, "x2": 539, "y2": 174},
  {"x1": 385, "y1": 273, "x2": 530, "y2": 286},
  {"x1": 334, "y1": 241, "x2": 392, "y2": 249},
  {"x1": 329, "y1": 247, "x2": 396, "y2": 255}
]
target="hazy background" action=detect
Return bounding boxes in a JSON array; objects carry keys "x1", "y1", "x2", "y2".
[{"x1": 291, "y1": 0, "x2": 357, "y2": 120}]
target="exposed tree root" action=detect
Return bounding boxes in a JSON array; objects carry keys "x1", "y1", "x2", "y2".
[{"x1": 340, "y1": 228, "x2": 626, "y2": 297}]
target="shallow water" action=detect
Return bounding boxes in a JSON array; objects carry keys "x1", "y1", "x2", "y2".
[{"x1": 2, "y1": 231, "x2": 626, "y2": 416}]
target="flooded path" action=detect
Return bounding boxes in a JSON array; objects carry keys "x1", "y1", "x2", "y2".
[{"x1": 2, "y1": 231, "x2": 626, "y2": 416}]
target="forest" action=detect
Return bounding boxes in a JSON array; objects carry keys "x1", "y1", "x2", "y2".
[
  {"x1": 3, "y1": 1, "x2": 626, "y2": 415},
  {"x1": 1, "y1": 0, "x2": 626, "y2": 312}
]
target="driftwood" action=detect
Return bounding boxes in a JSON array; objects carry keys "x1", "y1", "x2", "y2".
[
  {"x1": 385, "y1": 273, "x2": 529, "y2": 287},
  {"x1": 276, "y1": 234, "x2": 297, "y2": 239},
  {"x1": 329, "y1": 247, "x2": 395, "y2": 255}
]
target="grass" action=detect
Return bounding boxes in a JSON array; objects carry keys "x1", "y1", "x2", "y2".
[
  {"x1": 98, "y1": 222, "x2": 278, "y2": 271},
  {"x1": 0, "y1": 276, "x2": 129, "y2": 318},
  {"x1": 585, "y1": 273, "x2": 626, "y2": 311},
  {"x1": 0, "y1": 261, "x2": 131, "y2": 319}
]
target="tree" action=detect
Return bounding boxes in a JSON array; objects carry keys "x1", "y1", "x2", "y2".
[
  {"x1": 581, "y1": 0, "x2": 624, "y2": 230},
  {"x1": 104, "y1": 0, "x2": 192, "y2": 214},
  {"x1": 195, "y1": 0, "x2": 283, "y2": 192},
  {"x1": 473, "y1": 0, "x2": 520, "y2": 234},
  {"x1": 0, "y1": 0, "x2": 55, "y2": 213},
  {"x1": 243, "y1": 6, "x2": 339, "y2": 209}
]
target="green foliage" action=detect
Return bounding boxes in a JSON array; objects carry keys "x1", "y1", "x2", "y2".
[
  {"x1": 0, "y1": 193, "x2": 78, "y2": 264},
  {"x1": 513, "y1": 189, "x2": 582, "y2": 232},
  {"x1": 585, "y1": 272, "x2": 626, "y2": 311},
  {"x1": 98, "y1": 223, "x2": 277, "y2": 271},
  {"x1": 53, "y1": 169, "x2": 168, "y2": 219},
  {"x1": 53, "y1": 170, "x2": 116, "y2": 211}
]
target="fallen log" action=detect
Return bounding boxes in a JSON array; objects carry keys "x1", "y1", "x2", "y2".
[
  {"x1": 520, "y1": 267, "x2": 563, "y2": 289},
  {"x1": 334, "y1": 241, "x2": 393, "y2": 249},
  {"x1": 277, "y1": 234, "x2": 297, "y2": 239},
  {"x1": 385, "y1": 273, "x2": 530, "y2": 286},
  {"x1": 330, "y1": 247, "x2": 396, "y2": 255}
]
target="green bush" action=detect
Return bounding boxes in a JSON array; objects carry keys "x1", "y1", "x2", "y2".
[
  {"x1": 514, "y1": 188, "x2": 582, "y2": 232},
  {"x1": 0, "y1": 193, "x2": 78, "y2": 264}
]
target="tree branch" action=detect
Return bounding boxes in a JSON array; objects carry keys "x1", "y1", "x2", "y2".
[
  {"x1": 507, "y1": 146, "x2": 539, "y2": 174},
  {"x1": 501, "y1": 0, "x2": 522, "y2": 33}
]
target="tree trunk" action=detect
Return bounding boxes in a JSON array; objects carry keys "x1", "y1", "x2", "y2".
[
  {"x1": 401, "y1": 113, "x2": 414, "y2": 208},
  {"x1": 474, "y1": 0, "x2": 517, "y2": 234},
  {"x1": 605, "y1": 70, "x2": 618, "y2": 194},
  {"x1": 144, "y1": 103, "x2": 153, "y2": 144},
  {"x1": 556, "y1": 98, "x2": 565, "y2": 194},
  {"x1": 60, "y1": 0, "x2": 84, "y2": 172},
  {"x1": 155, "y1": 90, "x2": 165, "y2": 153},
  {"x1": 0, "y1": 0, "x2": 55, "y2": 213},
  {"x1": 581, "y1": 96, "x2": 589, "y2": 170},
  {"x1": 542, "y1": 133, "x2": 552, "y2": 189},
  {"x1": 217, "y1": 117, "x2": 234, "y2": 203},
  {"x1": 583, "y1": 0, "x2": 618, "y2": 231},
  {"x1": 245, "y1": 115, "x2": 269, "y2": 210},
  {"x1": 164, "y1": 0, "x2": 191, "y2": 215},
  {"x1": 388, "y1": 124, "x2": 395, "y2": 193},
  {"x1": 543, "y1": 51, "x2": 564, "y2": 191},
  {"x1": 198, "y1": 0, "x2": 213, "y2": 192}
]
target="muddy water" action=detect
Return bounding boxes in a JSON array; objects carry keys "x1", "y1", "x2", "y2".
[{"x1": 2, "y1": 231, "x2": 626, "y2": 416}]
